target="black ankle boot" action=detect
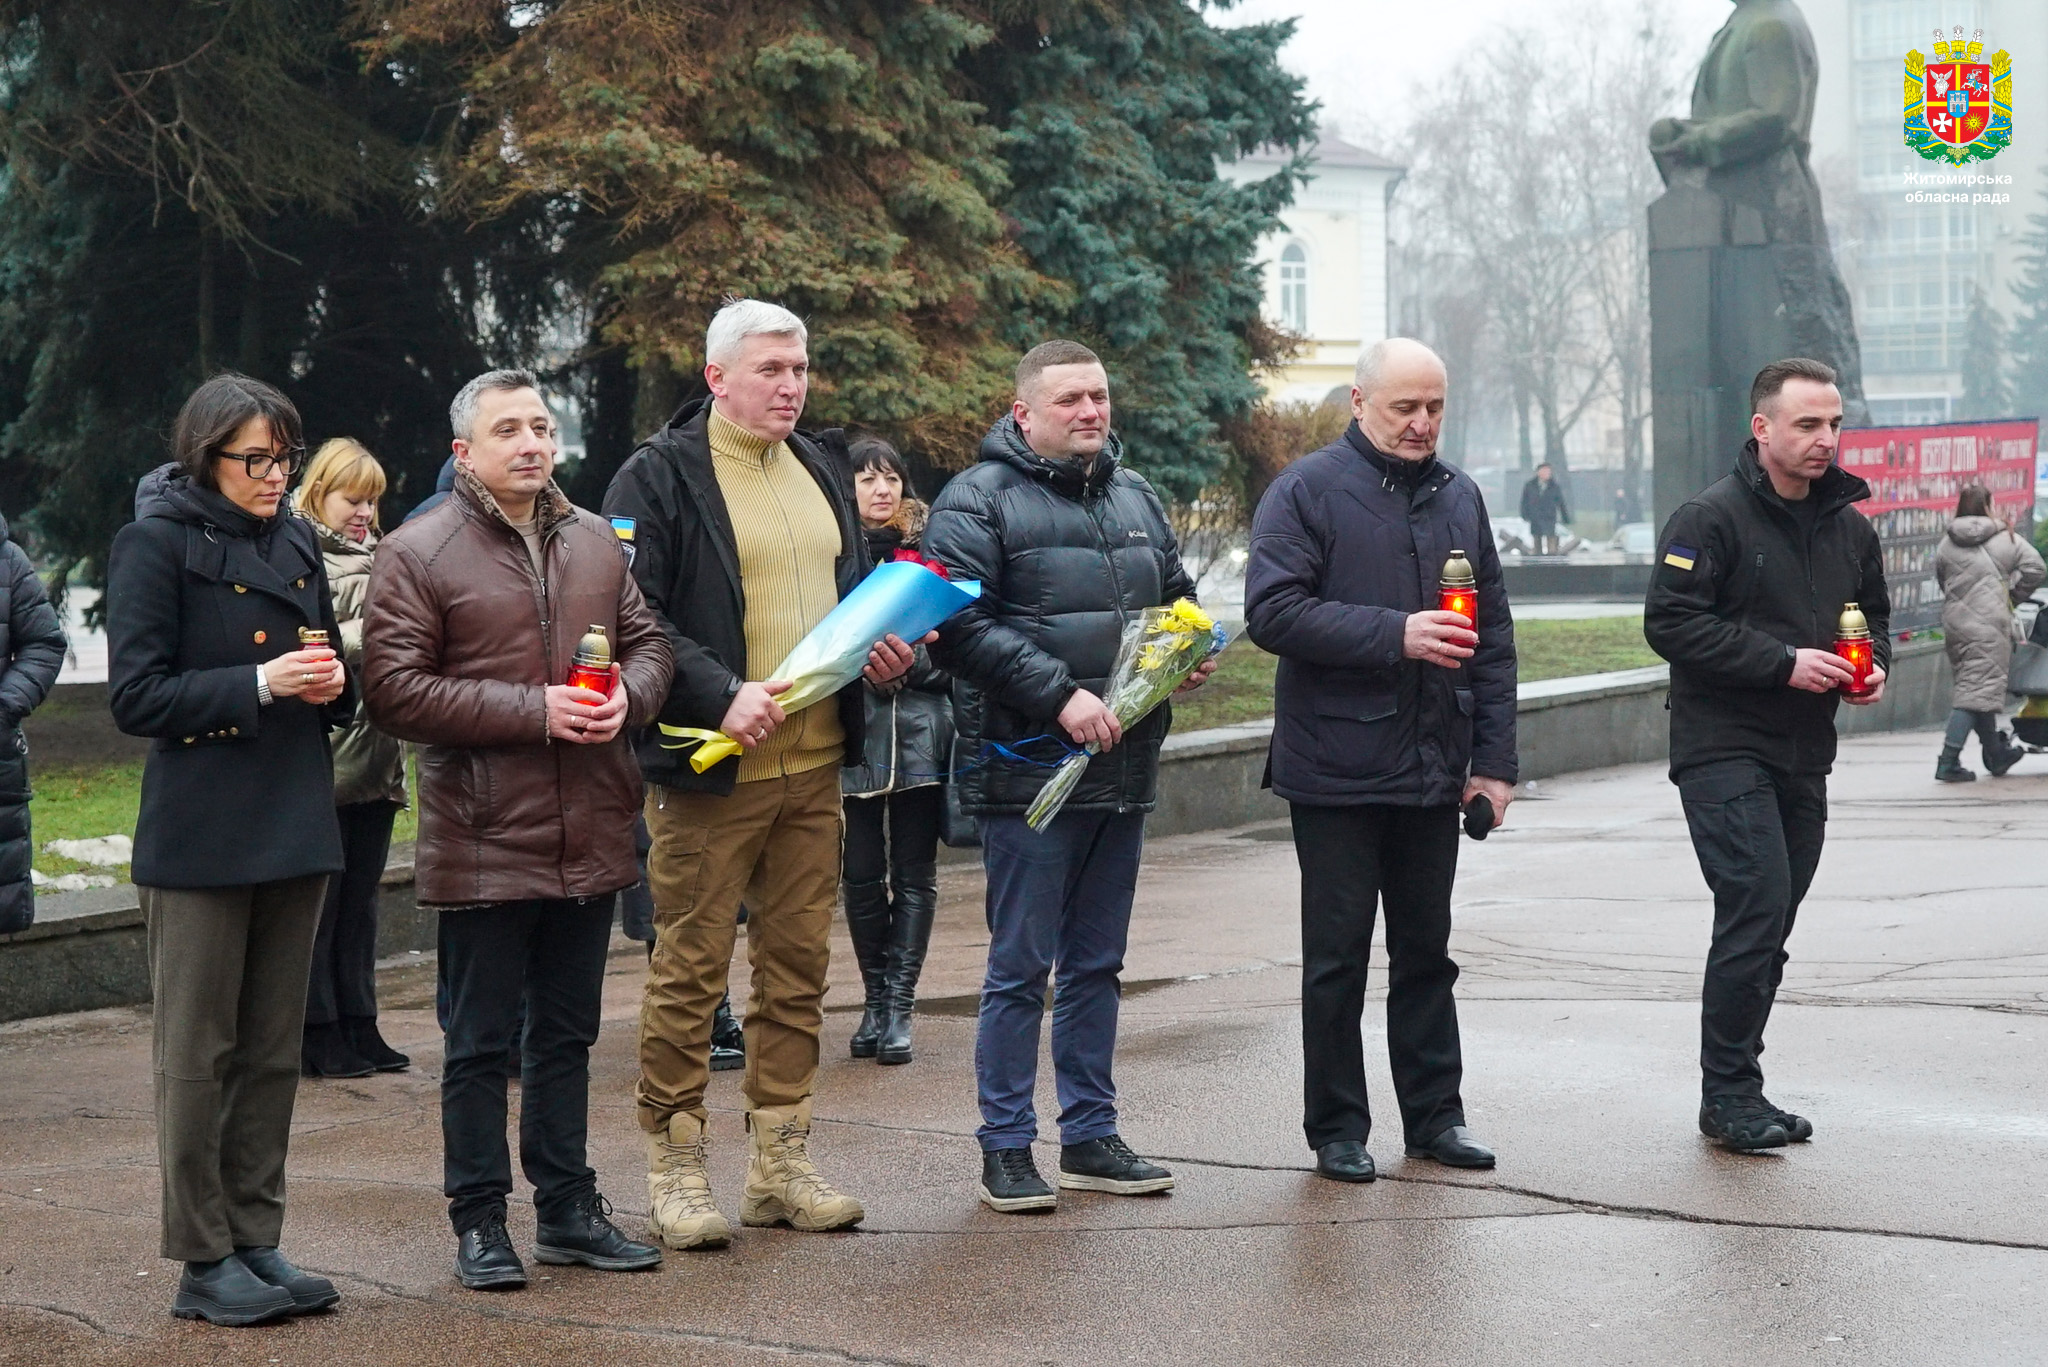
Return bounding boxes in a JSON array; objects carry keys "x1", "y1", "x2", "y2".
[
  {"x1": 172, "y1": 1255, "x2": 295, "y2": 1325},
  {"x1": 1986, "y1": 731, "x2": 2026, "y2": 777},
  {"x1": 709, "y1": 991, "x2": 744, "y2": 1072},
  {"x1": 341, "y1": 1016, "x2": 410, "y2": 1073},
  {"x1": 877, "y1": 862, "x2": 937, "y2": 1065},
  {"x1": 1935, "y1": 745, "x2": 1976, "y2": 783},
  {"x1": 301, "y1": 1021, "x2": 374, "y2": 1079},
  {"x1": 842, "y1": 878, "x2": 892, "y2": 1059}
]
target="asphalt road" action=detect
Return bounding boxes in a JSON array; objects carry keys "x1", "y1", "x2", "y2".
[{"x1": 0, "y1": 728, "x2": 2042, "y2": 1364}]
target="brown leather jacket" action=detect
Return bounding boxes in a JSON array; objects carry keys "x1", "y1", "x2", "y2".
[{"x1": 362, "y1": 472, "x2": 673, "y2": 905}]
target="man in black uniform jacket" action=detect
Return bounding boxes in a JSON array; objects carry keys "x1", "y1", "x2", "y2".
[{"x1": 1645, "y1": 358, "x2": 1889, "y2": 1152}]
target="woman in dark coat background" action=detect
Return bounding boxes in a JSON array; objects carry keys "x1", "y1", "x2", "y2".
[
  {"x1": 0, "y1": 505, "x2": 67, "y2": 934},
  {"x1": 841, "y1": 439, "x2": 954, "y2": 1065},
  {"x1": 106, "y1": 372, "x2": 352, "y2": 1328}
]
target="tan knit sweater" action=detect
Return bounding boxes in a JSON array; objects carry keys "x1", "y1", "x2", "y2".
[{"x1": 708, "y1": 407, "x2": 846, "y2": 782}]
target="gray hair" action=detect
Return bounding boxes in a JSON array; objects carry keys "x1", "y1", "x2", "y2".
[
  {"x1": 1353, "y1": 337, "x2": 1446, "y2": 396},
  {"x1": 705, "y1": 298, "x2": 808, "y2": 367},
  {"x1": 450, "y1": 368, "x2": 541, "y2": 441}
]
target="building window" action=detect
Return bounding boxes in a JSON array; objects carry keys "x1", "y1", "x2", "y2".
[{"x1": 1279, "y1": 241, "x2": 1309, "y2": 335}]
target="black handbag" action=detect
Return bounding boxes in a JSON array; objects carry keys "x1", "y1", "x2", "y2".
[{"x1": 937, "y1": 739, "x2": 981, "y2": 849}]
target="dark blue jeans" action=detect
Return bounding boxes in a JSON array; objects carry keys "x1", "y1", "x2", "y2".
[
  {"x1": 975, "y1": 810, "x2": 1145, "y2": 1151},
  {"x1": 439, "y1": 895, "x2": 615, "y2": 1234}
]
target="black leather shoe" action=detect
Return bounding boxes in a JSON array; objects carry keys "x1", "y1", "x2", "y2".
[
  {"x1": 1058, "y1": 1135, "x2": 1175, "y2": 1194},
  {"x1": 1314, "y1": 1140, "x2": 1376, "y2": 1183},
  {"x1": 455, "y1": 1213, "x2": 527, "y2": 1290},
  {"x1": 534, "y1": 1191, "x2": 663, "y2": 1271},
  {"x1": 235, "y1": 1245, "x2": 339, "y2": 1314},
  {"x1": 1760, "y1": 1097, "x2": 1814, "y2": 1142},
  {"x1": 1699, "y1": 1095, "x2": 1790, "y2": 1152},
  {"x1": 978, "y1": 1147, "x2": 1056, "y2": 1213},
  {"x1": 709, "y1": 992, "x2": 745, "y2": 1072},
  {"x1": 341, "y1": 1016, "x2": 410, "y2": 1073},
  {"x1": 171, "y1": 1255, "x2": 296, "y2": 1326},
  {"x1": 300, "y1": 1022, "x2": 375, "y2": 1079},
  {"x1": 1404, "y1": 1124, "x2": 1497, "y2": 1169}
]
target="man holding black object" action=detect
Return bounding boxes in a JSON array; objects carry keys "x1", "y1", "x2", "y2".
[
  {"x1": 1645, "y1": 357, "x2": 1888, "y2": 1152},
  {"x1": 1245, "y1": 338, "x2": 1516, "y2": 1184}
]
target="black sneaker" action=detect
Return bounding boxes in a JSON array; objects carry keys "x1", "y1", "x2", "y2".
[
  {"x1": 235, "y1": 1245, "x2": 340, "y2": 1313},
  {"x1": 978, "y1": 1147, "x2": 1056, "y2": 1213},
  {"x1": 1057, "y1": 1135, "x2": 1175, "y2": 1195},
  {"x1": 534, "y1": 1192, "x2": 663, "y2": 1271},
  {"x1": 455, "y1": 1212, "x2": 528, "y2": 1290},
  {"x1": 1760, "y1": 1098, "x2": 1814, "y2": 1142},
  {"x1": 1698, "y1": 1095, "x2": 1791, "y2": 1152},
  {"x1": 171, "y1": 1255, "x2": 296, "y2": 1326},
  {"x1": 709, "y1": 995, "x2": 745, "y2": 1073}
]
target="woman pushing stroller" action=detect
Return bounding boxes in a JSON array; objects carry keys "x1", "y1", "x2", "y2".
[{"x1": 1934, "y1": 483, "x2": 2044, "y2": 782}]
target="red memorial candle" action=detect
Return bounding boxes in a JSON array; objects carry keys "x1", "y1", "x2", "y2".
[
  {"x1": 566, "y1": 624, "x2": 614, "y2": 695},
  {"x1": 1835, "y1": 602, "x2": 1876, "y2": 699},
  {"x1": 1439, "y1": 549, "x2": 1477, "y2": 628}
]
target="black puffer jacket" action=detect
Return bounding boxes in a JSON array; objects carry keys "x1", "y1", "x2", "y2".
[
  {"x1": 1645, "y1": 440, "x2": 1890, "y2": 777},
  {"x1": 923, "y1": 418, "x2": 1196, "y2": 817},
  {"x1": 0, "y1": 510, "x2": 66, "y2": 934},
  {"x1": 107, "y1": 466, "x2": 351, "y2": 889}
]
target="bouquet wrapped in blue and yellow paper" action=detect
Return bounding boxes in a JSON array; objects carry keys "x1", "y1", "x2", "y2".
[
  {"x1": 660, "y1": 559, "x2": 982, "y2": 774},
  {"x1": 1024, "y1": 599, "x2": 1227, "y2": 830}
]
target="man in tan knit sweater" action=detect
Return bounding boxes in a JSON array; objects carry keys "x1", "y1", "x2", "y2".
[{"x1": 604, "y1": 300, "x2": 918, "y2": 1249}]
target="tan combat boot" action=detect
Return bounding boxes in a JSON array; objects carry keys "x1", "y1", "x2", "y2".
[
  {"x1": 739, "y1": 1099, "x2": 865, "y2": 1231},
  {"x1": 646, "y1": 1109, "x2": 732, "y2": 1250}
]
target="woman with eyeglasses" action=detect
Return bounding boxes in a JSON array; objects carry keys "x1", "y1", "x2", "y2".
[
  {"x1": 293, "y1": 438, "x2": 411, "y2": 1078},
  {"x1": 106, "y1": 372, "x2": 352, "y2": 1328}
]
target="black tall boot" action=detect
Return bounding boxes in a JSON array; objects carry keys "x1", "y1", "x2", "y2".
[
  {"x1": 877, "y1": 862, "x2": 938, "y2": 1065},
  {"x1": 842, "y1": 878, "x2": 892, "y2": 1059}
]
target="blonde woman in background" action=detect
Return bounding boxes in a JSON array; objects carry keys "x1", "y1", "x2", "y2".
[{"x1": 295, "y1": 439, "x2": 411, "y2": 1077}]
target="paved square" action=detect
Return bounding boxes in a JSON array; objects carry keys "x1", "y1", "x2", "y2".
[{"x1": 1, "y1": 729, "x2": 2042, "y2": 1364}]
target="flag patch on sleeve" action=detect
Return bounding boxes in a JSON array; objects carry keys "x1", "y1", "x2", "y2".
[{"x1": 1663, "y1": 545, "x2": 1696, "y2": 571}]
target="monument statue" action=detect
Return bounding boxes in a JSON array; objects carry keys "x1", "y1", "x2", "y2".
[{"x1": 1646, "y1": 0, "x2": 1867, "y2": 523}]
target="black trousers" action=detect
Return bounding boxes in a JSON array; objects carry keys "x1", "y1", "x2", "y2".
[
  {"x1": 1678, "y1": 759, "x2": 1827, "y2": 1098},
  {"x1": 438, "y1": 895, "x2": 615, "y2": 1234},
  {"x1": 305, "y1": 801, "x2": 400, "y2": 1027},
  {"x1": 842, "y1": 785, "x2": 943, "y2": 889},
  {"x1": 1291, "y1": 802, "x2": 1466, "y2": 1150}
]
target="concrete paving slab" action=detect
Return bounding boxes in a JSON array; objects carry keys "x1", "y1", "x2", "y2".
[{"x1": 0, "y1": 727, "x2": 2043, "y2": 1364}]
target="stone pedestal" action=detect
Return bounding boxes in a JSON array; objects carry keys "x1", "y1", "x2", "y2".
[{"x1": 1648, "y1": 180, "x2": 1797, "y2": 526}]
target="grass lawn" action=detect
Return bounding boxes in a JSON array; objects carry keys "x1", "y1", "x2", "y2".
[
  {"x1": 1170, "y1": 615, "x2": 1658, "y2": 733},
  {"x1": 30, "y1": 620, "x2": 1657, "y2": 888}
]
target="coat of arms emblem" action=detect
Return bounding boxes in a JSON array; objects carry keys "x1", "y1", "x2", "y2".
[{"x1": 1906, "y1": 27, "x2": 2011, "y2": 165}]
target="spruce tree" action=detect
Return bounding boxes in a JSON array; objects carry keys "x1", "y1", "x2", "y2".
[
  {"x1": 1958, "y1": 286, "x2": 2013, "y2": 418},
  {"x1": 2009, "y1": 174, "x2": 2048, "y2": 423}
]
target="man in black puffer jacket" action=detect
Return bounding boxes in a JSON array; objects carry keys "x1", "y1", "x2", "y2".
[
  {"x1": 0, "y1": 507, "x2": 66, "y2": 934},
  {"x1": 924, "y1": 340, "x2": 1206, "y2": 1214}
]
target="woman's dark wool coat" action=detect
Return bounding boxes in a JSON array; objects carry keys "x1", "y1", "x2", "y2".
[{"x1": 106, "y1": 466, "x2": 350, "y2": 889}]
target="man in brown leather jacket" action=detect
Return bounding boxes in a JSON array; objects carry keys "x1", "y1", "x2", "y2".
[{"x1": 363, "y1": 368, "x2": 673, "y2": 1292}]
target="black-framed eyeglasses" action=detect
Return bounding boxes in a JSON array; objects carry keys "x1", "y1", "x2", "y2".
[{"x1": 216, "y1": 446, "x2": 307, "y2": 480}]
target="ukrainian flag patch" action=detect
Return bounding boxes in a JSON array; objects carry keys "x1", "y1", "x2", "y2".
[{"x1": 1663, "y1": 545, "x2": 1696, "y2": 571}]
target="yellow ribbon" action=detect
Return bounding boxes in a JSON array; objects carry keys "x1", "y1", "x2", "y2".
[{"x1": 656, "y1": 723, "x2": 743, "y2": 774}]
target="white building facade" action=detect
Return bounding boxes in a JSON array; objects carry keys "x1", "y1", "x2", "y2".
[{"x1": 1218, "y1": 133, "x2": 1406, "y2": 405}]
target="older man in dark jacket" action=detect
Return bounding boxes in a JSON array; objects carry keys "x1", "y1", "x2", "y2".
[
  {"x1": 1246, "y1": 337, "x2": 1516, "y2": 1184},
  {"x1": 365, "y1": 368, "x2": 672, "y2": 1290},
  {"x1": 0, "y1": 507, "x2": 66, "y2": 934},
  {"x1": 924, "y1": 339, "x2": 1207, "y2": 1214}
]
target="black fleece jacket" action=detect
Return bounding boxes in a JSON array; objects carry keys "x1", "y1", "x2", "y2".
[{"x1": 1645, "y1": 441, "x2": 1890, "y2": 778}]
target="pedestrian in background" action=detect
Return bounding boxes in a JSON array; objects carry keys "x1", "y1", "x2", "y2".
[
  {"x1": 1245, "y1": 337, "x2": 1511, "y2": 1186},
  {"x1": 0, "y1": 502, "x2": 66, "y2": 935},
  {"x1": 1645, "y1": 358, "x2": 1889, "y2": 1153},
  {"x1": 1932, "y1": 483, "x2": 2043, "y2": 782},
  {"x1": 365, "y1": 368, "x2": 671, "y2": 1290},
  {"x1": 841, "y1": 437, "x2": 952, "y2": 1066},
  {"x1": 924, "y1": 339, "x2": 1211, "y2": 1214},
  {"x1": 294, "y1": 438, "x2": 411, "y2": 1078},
  {"x1": 1520, "y1": 462, "x2": 1569, "y2": 555},
  {"x1": 106, "y1": 372, "x2": 350, "y2": 1326}
]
